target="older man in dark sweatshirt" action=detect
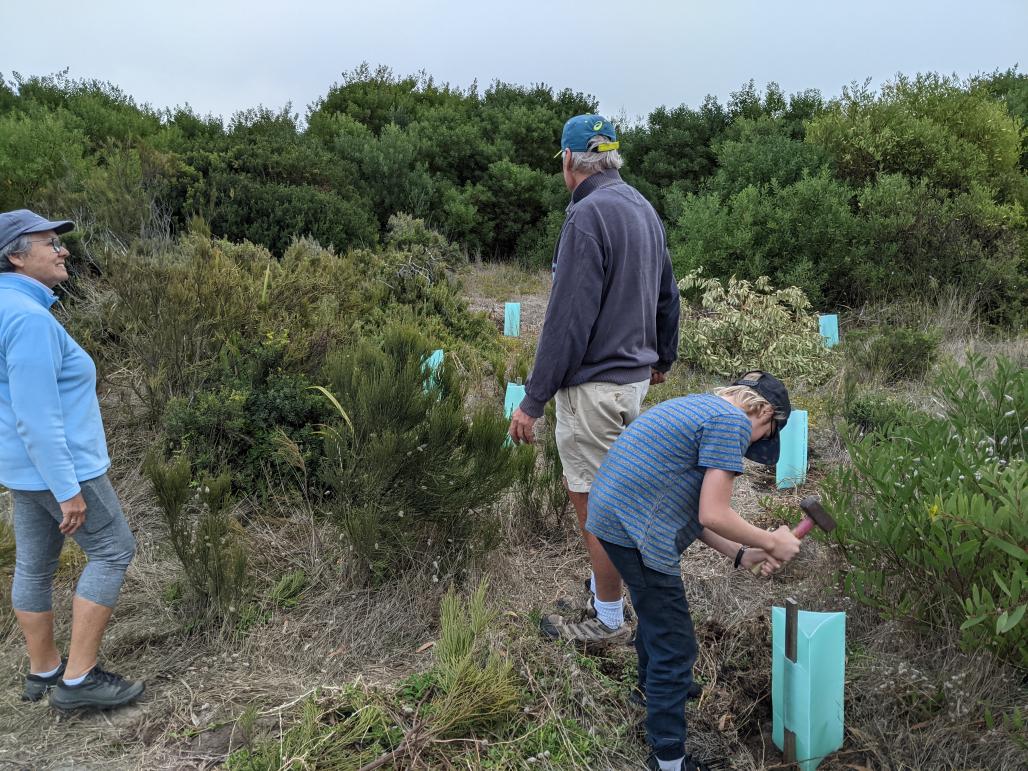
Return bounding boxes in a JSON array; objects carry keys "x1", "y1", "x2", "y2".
[{"x1": 508, "y1": 114, "x2": 680, "y2": 646}]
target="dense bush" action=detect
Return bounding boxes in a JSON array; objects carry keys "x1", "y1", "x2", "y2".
[
  {"x1": 65, "y1": 220, "x2": 498, "y2": 422},
  {"x1": 162, "y1": 338, "x2": 333, "y2": 492},
  {"x1": 3, "y1": 66, "x2": 1023, "y2": 322},
  {"x1": 319, "y1": 324, "x2": 534, "y2": 584},
  {"x1": 840, "y1": 388, "x2": 924, "y2": 434},
  {"x1": 675, "y1": 269, "x2": 837, "y2": 382},
  {"x1": 845, "y1": 326, "x2": 942, "y2": 383},
  {"x1": 824, "y1": 356, "x2": 1027, "y2": 664}
]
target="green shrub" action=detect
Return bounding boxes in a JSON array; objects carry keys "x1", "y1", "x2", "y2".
[
  {"x1": 143, "y1": 455, "x2": 249, "y2": 628},
  {"x1": 163, "y1": 337, "x2": 332, "y2": 493},
  {"x1": 841, "y1": 388, "x2": 923, "y2": 434},
  {"x1": 675, "y1": 268, "x2": 838, "y2": 382},
  {"x1": 823, "y1": 356, "x2": 1027, "y2": 664},
  {"x1": 846, "y1": 326, "x2": 941, "y2": 383},
  {"x1": 319, "y1": 324, "x2": 533, "y2": 584}
]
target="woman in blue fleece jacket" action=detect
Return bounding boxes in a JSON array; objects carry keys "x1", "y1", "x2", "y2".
[{"x1": 0, "y1": 209, "x2": 144, "y2": 710}]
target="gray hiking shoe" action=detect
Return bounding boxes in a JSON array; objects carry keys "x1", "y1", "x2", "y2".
[
  {"x1": 22, "y1": 658, "x2": 66, "y2": 702},
  {"x1": 553, "y1": 578, "x2": 634, "y2": 622},
  {"x1": 49, "y1": 665, "x2": 145, "y2": 711},
  {"x1": 540, "y1": 612, "x2": 633, "y2": 648}
]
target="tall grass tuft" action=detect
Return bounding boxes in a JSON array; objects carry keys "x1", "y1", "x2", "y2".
[{"x1": 143, "y1": 454, "x2": 249, "y2": 629}]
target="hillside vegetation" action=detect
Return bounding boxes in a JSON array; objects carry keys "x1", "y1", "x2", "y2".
[{"x1": 0, "y1": 66, "x2": 1025, "y2": 769}]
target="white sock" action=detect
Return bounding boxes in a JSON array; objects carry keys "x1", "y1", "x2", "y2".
[
  {"x1": 589, "y1": 572, "x2": 597, "y2": 597},
  {"x1": 62, "y1": 668, "x2": 92, "y2": 687},
  {"x1": 593, "y1": 596, "x2": 624, "y2": 629},
  {"x1": 32, "y1": 662, "x2": 62, "y2": 678},
  {"x1": 658, "y1": 757, "x2": 685, "y2": 771}
]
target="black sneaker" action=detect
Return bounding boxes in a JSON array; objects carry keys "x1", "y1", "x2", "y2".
[
  {"x1": 49, "y1": 665, "x2": 145, "y2": 711},
  {"x1": 22, "y1": 658, "x2": 66, "y2": 702},
  {"x1": 645, "y1": 754, "x2": 711, "y2": 771}
]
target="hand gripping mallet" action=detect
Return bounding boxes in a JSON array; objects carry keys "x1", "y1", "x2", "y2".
[{"x1": 750, "y1": 496, "x2": 836, "y2": 575}]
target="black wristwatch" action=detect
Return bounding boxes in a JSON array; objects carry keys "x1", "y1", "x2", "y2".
[{"x1": 734, "y1": 546, "x2": 748, "y2": 569}]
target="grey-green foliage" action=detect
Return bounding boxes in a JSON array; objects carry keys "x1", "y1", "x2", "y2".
[
  {"x1": 823, "y1": 356, "x2": 1027, "y2": 665},
  {"x1": 676, "y1": 268, "x2": 838, "y2": 382},
  {"x1": 143, "y1": 454, "x2": 248, "y2": 626},
  {"x1": 319, "y1": 323, "x2": 534, "y2": 584}
]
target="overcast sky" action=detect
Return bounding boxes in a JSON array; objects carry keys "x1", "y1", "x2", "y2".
[{"x1": 3, "y1": 1, "x2": 1025, "y2": 123}]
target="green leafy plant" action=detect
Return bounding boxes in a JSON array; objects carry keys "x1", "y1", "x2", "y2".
[
  {"x1": 676, "y1": 268, "x2": 838, "y2": 382},
  {"x1": 823, "y1": 356, "x2": 1027, "y2": 664},
  {"x1": 143, "y1": 455, "x2": 249, "y2": 628}
]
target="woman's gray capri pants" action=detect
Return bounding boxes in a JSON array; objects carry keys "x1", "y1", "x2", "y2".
[{"x1": 11, "y1": 474, "x2": 135, "y2": 612}]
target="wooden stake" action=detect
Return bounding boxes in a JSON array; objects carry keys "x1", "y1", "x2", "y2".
[{"x1": 784, "y1": 597, "x2": 798, "y2": 765}]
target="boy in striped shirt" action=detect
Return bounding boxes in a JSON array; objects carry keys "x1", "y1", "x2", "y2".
[{"x1": 582, "y1": 371, "x2": 802, "y2": 771}]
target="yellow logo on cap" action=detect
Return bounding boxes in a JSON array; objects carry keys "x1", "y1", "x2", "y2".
[{"x1": 592, "y1": 120, "x2": 604, "y2": 130}]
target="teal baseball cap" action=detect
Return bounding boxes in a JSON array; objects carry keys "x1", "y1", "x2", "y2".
[{"x1": 555, "y1": 114, "x2": 619, "y2": 158}]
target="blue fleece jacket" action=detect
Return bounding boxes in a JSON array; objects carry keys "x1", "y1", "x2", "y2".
[
  {"x1": 0, "y1": 273, "x2": 110, "y2": 501},
  {"x1": 519, "y1": 170, "x2": 680, "y2": 418}
]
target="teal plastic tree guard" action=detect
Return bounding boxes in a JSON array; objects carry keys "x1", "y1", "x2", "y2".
[
  {"x1": 504, "y1": 302, "x2": 521, "y2": 337},
  {"x1": 776, "y1": 409, "x2": 808, "y2": 489},
  {"x1": 422, "y1": 349, "x2": 444, "y2": 393},
  {"x1": 772, "y1": 603, "x2": 846, "y2": 770},
  {"x1": 504, "y1": 382, "x2": 526, "y2": 419},
  {"x1": 503, "y1": 382, "x2": 526, "y2": 447},
  {"x1": 818, "y1": 314, "x2": 839, "y2": 348}
]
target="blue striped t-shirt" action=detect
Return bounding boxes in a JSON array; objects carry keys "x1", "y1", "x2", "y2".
[{"x1": 585, "y1": 394, "x2": 751, "y2": 575}]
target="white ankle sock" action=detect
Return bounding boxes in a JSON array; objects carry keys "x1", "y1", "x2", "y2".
[
  {"x1": 589, "y1": 572, "x2": 596, "y2": 597},
  {"x1": 658, "y1": 757, "x2": 685, "y2": 771},
  {"x1": 32, "y1": 662, "x2": 62, "y2": 678},
  {"x1": 593, "y1": 596, "x2": 624, "y2": 629},
  {"x1": 62, "y1": 668, "x2": 92, "y2": 687}
]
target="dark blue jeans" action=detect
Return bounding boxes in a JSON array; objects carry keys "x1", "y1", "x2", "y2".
[{"x1": 600, "y1": 539, "x2": 697, "y2": 762}]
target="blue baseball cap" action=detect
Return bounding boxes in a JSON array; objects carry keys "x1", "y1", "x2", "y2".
[
  {"x1": 555, "y1": 114, "x2": 619, "y2": 158},
  {"x1": 0, "y1": 209, "x2": 75, "y2": 252}
]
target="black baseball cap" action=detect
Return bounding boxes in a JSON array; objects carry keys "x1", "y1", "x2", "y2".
[{"x1": 731, "y1": 370, "x2": 791, "y2": 465}]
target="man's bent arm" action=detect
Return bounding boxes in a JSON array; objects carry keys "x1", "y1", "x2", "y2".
[{"x1": 519, "y1": 225, "x2": 603, "y2": 418}]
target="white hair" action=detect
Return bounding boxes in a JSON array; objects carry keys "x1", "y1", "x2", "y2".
[
  {"x1": 0, "y1": 234, "x2": 31, "y2": 272},
  {"x1": 569, "y1": 134, "x2": 624, "y2": 174}
]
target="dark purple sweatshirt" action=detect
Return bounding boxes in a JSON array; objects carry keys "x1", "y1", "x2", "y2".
[{"x1": 519, "y1": 170, "x2": 680, "y2": 418}]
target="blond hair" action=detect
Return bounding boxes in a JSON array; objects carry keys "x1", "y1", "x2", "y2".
[{"x1": 712, "y1": 385, "x2": 772, "y2": 417}]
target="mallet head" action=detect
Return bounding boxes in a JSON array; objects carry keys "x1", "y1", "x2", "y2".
[{"x1": 799, "y1": 496, "x2": 837, "y2": 533}]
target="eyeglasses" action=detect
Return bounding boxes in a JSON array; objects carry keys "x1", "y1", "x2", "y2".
[
  {"x1": 767, "y1": 412, "x2": 787, "y2": 440},
  {"x1": 25, "y1": 237, "x2": 64, "y2": 253}
]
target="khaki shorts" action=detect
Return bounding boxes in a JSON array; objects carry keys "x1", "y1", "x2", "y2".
[{"x1": 554, "y1": 379, "x2": 650, "y2": 493}]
